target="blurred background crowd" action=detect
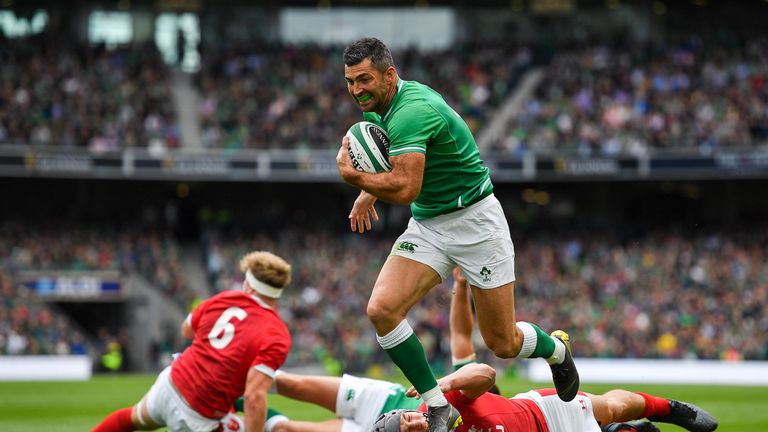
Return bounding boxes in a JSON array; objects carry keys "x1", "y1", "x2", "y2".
[
  {"x1": 496, "y1": 37, "x2": 768, "y2": 156},
  {"x1": 2, "y1": 216, "x2": 766, "y2": 372},
  {"x1": 1, "y1": 0, "x2": 767, "y2": 376},
  {"x1": 0, "y1": 36, "x2": 178, "y2": 153},
  {"x1": 4, "y1": 31, "x2": 766, "y2": 155}
]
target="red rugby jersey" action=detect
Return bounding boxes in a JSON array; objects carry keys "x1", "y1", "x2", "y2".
[
  {"x1": 171, "y1": 290, "x2": 290, "y2": 419},
  {"x1": 420, "y1": 390, "x2": 549, "y2": 432}
]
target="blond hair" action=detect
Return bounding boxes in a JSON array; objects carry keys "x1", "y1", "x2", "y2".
[{"x1": 239, "y1": 251, "x2": 292, "y2": 289}]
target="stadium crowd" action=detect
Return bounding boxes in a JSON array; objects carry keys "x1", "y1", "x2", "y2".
[
  {"x1": 2, "y1": 217, "x2": 766, "y2": 372},
  {"x1": 0, "y1": 221, "x2": 193, "y2": 309},
  {"x1": 0, "y1": 268, "x2": 89, "y2": 356},
  {"x1": 493, "y1": 37, "x2": 768, "y2": 156},
  {"x1": 203, "y1": 224, "x2": 768, "y2": 373},
  {"x1": 0, "y1": 32, "x2": 529, "y2": 153},
  {"x1": 193, "y1": 42, "x2": 529, "y2": 150},
  {"x1": 6, "y1": 31, "x2": 768, "y2": 157},
  {"x1": 0, "y1": 33, "x2": 178, "y2": 153}
]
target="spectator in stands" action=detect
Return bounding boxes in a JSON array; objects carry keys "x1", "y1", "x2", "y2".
[
  {"x1": 0, "y1": 33, "x2": 177, "y2": 151},
  {"x1": 498, "y1": 37, "x2": 768, "y2": 156},
  {"x1": 202, "y1": 224, "x2": 768, "y2": 369},
  {"x1": 194, "y1": 42, "x2": 527, "y2": 150},
  {"x1": 0, "y1": 269, "x2": 92, "y2": 356}
]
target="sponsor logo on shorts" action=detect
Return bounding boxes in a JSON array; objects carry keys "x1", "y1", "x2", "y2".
[
  {"x1": 228, "y1": 418, "x2": 241, "y2": 431},
  {"x1": 346, "y1": 389, "x2": 356, "y2": 401},
  {"x1": 480, "y1": 266, "x2": 492, "y2": 282},
  {"x1": 395, "y1": 241, "x2": 418, "y2": 253}
]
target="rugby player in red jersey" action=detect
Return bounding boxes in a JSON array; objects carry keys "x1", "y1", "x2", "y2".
[
  {"x1": 370, "y1": 361, "x2": 718, "y2": 432},
  {"x1": 92, "y1": 250, "x2": 293, "y2": 432}
]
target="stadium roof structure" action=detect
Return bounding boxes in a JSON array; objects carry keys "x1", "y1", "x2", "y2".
[{"x1": 7, "y1": 0, "x2": 767, "y2": 10}]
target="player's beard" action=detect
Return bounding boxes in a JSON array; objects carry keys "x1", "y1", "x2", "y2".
[{"x1": 370, "y1": 80, "x2": 396, "y2": 114}]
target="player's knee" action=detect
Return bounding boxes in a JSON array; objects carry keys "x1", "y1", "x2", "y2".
[
  {"x1": 366, "y1": 299, "x2": 397, "y2": 328},
  {"x1": 485, "y1": 332, "x2": 522, "y2": 358}
]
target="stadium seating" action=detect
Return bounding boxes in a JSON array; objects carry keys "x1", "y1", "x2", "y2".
[
  {"x1": 203, "y1": 225, "x2": 768, "y2": 372},
  {"x1": 0, "y1": 221, "x2": 194, "y2": 309},
  {"x1": 0, "y1": 268, "x2": 89, "y2": 355},
  {"x1": 0, "y1": 34, "x2": 178, "y2": 152},
  {"x1": 194, "y1": 42, "x2": 529, "y2": 150},
  {"x1": 494, "y1": 37, "x2": 768, "y2": 156}
]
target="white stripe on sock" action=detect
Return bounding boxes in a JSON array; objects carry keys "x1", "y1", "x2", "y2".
[
  {"x1": 516, "y1": 322, "x2": 538, "y2": 358},
  {"x1": 265, "y1": 415, "x2": 289, "y2": 432},
  {"x1": 546, "y1": 336, "x2": 566, "y2": 365},
  {"x1": 376, "y1": 320, "x2": 414, "y2": 350},
  {"x1": 421, "y1": 386, "x2": 448, "y2": 407}
]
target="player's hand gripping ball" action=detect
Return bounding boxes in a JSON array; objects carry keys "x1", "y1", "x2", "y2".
[{"x1": 345, "y1": 121, "x2": 392, "y2": 173}]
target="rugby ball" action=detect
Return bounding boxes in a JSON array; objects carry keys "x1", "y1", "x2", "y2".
[{"x1": 346, "y1": 121, "x2": 392, "y2": 173}]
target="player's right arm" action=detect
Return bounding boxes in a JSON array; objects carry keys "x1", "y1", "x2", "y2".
[
  {"x1": 406, "y1": 362, "x2": 495, "y2": 400},
  {"x1": 243, "y1": 367, "x2": 273, "y2": 432},
  {"x1": 437, "y1": 363, "x2": 496, "y2": 400},
  {"x1": 337, "y1": 136, "x2": 425, "y2": 206}
]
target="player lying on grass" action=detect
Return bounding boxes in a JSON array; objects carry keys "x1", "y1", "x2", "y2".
[
  {"x1": 92, "y1": 250, "x2": 293, "y2": 432},
  {"x1": 255, "y1": 268, "x2": 717, "y2": 432},
  {"x1": 378, "y1": 361, "x2": 718, "y2": 432},
  {"x1": 255, "y1": 364, "x2": 716, "y2": 432}
]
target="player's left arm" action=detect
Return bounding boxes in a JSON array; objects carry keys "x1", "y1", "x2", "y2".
[
  {"x1": 243, "y1": 367, "x2": 274, "y2": 432},
  {"x1": 181, "y1": 296, "x2": 212, "y2": 339},
  {"x1": 181, "y1": 316, "x2": 194, "y2": 339}
]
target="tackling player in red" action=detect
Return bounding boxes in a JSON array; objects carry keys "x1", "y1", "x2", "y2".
[
  {"x1": 92, "y1": 250, "x2": 293, "y2": 432},
  {"x1": 376, "y1": 361, "x2": 718, "y2": 432}
]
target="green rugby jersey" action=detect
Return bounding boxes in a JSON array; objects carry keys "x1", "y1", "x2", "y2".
[
  {"x1": 378, "y1": 383, "x2": 424, "y2": 413},
  {"x1": 363, "y1": 79, "x2": 493, "y2": 220}
]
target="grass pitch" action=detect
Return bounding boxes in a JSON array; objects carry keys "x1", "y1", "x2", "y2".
[{"x1": 0, "y1": 373, "x2": 765, "y2": 431}]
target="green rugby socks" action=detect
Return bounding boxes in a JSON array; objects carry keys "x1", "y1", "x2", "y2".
[
  {"x1": 516, "y1": 321, "x2": 565, "y2": 364},
  {"x1": 265, "y1": 407, "x2": 289, "y2": 432},
  {"x1": 377, "y1": 320, "x2": 448, "y2": 407}
]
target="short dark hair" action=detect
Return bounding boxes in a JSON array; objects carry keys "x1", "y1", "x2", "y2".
[{"x1": 343, "y1": 37, "x2": 394, "y2": 72}]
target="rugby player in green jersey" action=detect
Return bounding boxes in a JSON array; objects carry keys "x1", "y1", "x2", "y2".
[{"x1": 335, "y1": 37, "x2": 579, "y2": 432}]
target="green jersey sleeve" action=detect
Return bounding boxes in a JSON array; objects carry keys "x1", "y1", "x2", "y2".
[{"x1": 386, "y1": 103, "x2": 440, "y2": 157}]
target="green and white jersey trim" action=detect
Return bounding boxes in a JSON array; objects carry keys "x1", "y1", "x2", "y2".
[{"x1": 389, "y1": 146, "x2": 427, "y2": 156}]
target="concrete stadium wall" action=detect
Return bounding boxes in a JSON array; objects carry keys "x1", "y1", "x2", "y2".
[{"x1": 0, "y1": 355, "x2": 92, "y2": 381}]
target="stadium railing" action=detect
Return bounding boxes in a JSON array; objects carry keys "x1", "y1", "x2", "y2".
[{"x1": 1, "y1": 144, "x2": 767, "y2": 182}]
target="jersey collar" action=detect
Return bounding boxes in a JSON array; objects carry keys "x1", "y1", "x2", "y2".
[
  {"x1": 382, "y1": 78, "x2": 404, "y2": 122},
  {"x1": 249, "y1": 294, "x2": 274, "y2": 310}
]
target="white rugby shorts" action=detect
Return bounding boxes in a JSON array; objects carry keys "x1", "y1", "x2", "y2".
[
  {"x1": 390, "y1": 194, "x2": 515, "y2": 288},
  {"x1": 514, "y1": 389, "x2": 601, "y2": 432},
  {"x1": 142, "y1": 366, "x2": 241, "y2": 432},
  {"x1": 336, "y1": 374, "x2": 400, "y2": 432}
]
